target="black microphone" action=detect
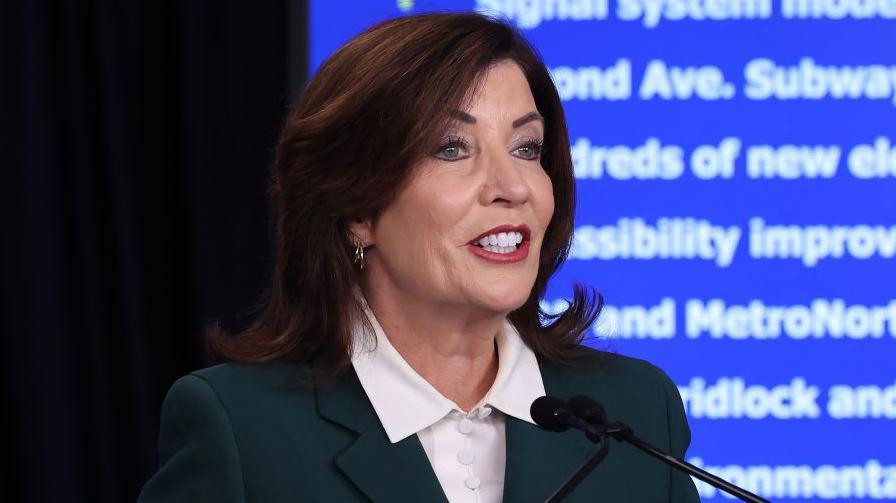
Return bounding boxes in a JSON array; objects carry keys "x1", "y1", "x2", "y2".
[
  {"x1": 566, "y1": 395, "x2": 630, "y2": 436},
  {"x1": 529, "y1": 396, "x2": 571, "y2": 431},
  {"x1": 567, "y1": 395, "x2": 606, "y2": 424},
  {"x1": 530, "y1": 396, "x2": 606, "y2": 442},
  {"x1": 537, "y1": 394, "x2": 770, "y2": 503}
]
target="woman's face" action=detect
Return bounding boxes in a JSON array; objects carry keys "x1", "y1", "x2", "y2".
[{"x1": 358, "y1": 59, "x2": 555, "y2": 316}]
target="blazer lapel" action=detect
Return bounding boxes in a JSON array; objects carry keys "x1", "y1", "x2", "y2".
[
  {"x1": 315, "y1": 363, "x2": 448, "y2": 503},
  {"x1": 502, "y1": 361, "x2": 602, "y2": 502}
]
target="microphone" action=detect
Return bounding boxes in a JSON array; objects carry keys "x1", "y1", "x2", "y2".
[
  {"x1": 531, "y1": 394, "x2": 770, "y2": 503},
  {"x1": 530, "y1": 396, "x2": 607, "y2": 442},
  {"x1": 529, "y1": 396, "x2": 570, "y2": 431},
  {"x1": 567, "y1": 395, "x2": 606, "y2": 424}
]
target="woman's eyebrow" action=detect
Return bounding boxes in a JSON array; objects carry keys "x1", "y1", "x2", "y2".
[
  {"x1": 448, "y1": 110, "x2": 476, "y2": 124},
  {"x1": 511, "y1": 111, "x2": 544, "y2": 128},
  {"x1": 448, "y1": 110, "x2": 544, "y2": 128}
]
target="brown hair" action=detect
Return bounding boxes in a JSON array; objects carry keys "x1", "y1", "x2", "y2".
[{"x1": 208, "y1": 11, "x2": 603, "y2": 375}]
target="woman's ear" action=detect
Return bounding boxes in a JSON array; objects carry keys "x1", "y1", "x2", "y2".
[{"x1": 347, "y1": 217, "x2": 374, "y2": 247}]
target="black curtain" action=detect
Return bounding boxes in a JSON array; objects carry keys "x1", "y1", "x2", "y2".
[{"x1": 1, "y1": 1, "x2": 306, "y2": 501}]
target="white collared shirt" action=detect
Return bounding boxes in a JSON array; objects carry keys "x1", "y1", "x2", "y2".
[{"x1": 351, "y1": 298, "x2": 546, "y2": 503}]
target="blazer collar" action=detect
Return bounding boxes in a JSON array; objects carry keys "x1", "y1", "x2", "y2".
[
  {"x1": 314, "y1": 354, "x2": 599, "y2": 503},
  {"x1": 315, "y1": 359, "x2": 448, "y2": 502},
  {"x1": 502, "y1": 360, "x2": 604, "y2": 502}
]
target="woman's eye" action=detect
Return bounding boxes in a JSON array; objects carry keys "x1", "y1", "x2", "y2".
[
  {"x1": 516, "y1": 139, "x2": 544, "y2": 160},
  {"x1": 436, "y1": 137, "x2": 470, "y2": 161},
  {"x1": 435, "y1": 137, "x2": 544, "y2": 161},
  {"x1": 440, "y1": 145, "x2": 461, "y2": 159}
]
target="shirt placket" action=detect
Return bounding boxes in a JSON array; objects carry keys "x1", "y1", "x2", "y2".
[{"x1": 455, "y1": 405, "x2": 493, "y2": 502}]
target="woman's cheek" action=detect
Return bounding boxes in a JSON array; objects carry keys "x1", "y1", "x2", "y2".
[{"x1": 532, "y1": 172, "x2": 555, "y2": 236}]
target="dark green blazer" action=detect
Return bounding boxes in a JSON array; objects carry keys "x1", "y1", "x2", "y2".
[{"x1": 138, "y1": 350, "x2": 700, "y2": 502}]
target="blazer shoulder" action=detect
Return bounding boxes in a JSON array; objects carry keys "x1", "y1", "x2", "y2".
[
  {"x1": 543, "y1": 348, "x2": 686, "y2": 441},
  {"x1": 139, "y1": 373, "x2": 247, "y2": 502},
  {"x1": 548, "y1": 347, "x2": 675, "y2": 393},
  {"x1": 190, "y1": 360, "x2": 314, "y2": 390},
  {"x1": 185, "y1": 361, "x2": 318, "y2": 417}
]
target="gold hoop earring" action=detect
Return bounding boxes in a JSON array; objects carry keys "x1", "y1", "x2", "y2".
[{"x1": 353, "y1": 241, "x2": 366, "y2": 271}]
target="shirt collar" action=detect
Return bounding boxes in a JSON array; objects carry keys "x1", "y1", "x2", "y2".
[{"x1": 350, "y1": 293, "x2": 546, "y2": 444}]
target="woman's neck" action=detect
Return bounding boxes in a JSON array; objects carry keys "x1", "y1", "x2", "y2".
[{"x1": 360, "y1": 282, "x2": 503, "y2": 412}]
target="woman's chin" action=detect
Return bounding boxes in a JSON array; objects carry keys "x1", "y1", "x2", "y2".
[{"x1": 472, "y1": 288, "x2": 532, "y2": 314}]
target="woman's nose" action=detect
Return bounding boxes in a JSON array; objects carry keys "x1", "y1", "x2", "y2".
[{"x1": 478, "y1": 147, "x2": 531, "y2": 207}]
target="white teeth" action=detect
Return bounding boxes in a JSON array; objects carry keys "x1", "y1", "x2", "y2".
[
  {"x1": 474, "y1": 230, "x2": 526, "y2": 252},
  {"x1": 483, "y1": 245, "x2": 516, "y2": 254},
  {"x1": 482, "y1": 244, "x2": 517, "y2": 254}
]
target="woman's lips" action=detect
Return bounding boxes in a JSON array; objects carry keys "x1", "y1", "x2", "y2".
[{"x1": 467, "y1": 240, "x2": 530, "y2": 263}]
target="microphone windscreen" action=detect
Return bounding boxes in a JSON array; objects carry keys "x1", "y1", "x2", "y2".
[
  {"x1": 568, "y1": 395, "x2": 608, "y2": 424},
  {"x1": 530, "y1": 396, "x2": 570, "y2": 432}
]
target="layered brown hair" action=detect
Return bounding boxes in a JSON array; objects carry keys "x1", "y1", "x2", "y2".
[{"x1": 209, "y1": 12, "x2": 603, "y2": 375}]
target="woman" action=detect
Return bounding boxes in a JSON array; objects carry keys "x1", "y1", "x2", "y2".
[{"x1": 139, "y1": 12, "x2": 699, "y2": 503}]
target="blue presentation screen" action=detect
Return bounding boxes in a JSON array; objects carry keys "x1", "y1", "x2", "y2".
[{"x1": 309, "y1": 2, "x2": 896, "y2": 501}]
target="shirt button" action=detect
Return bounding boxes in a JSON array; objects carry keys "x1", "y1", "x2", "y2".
[
  {"x1": 457, "y1": 449, "x2": 475, "y2": 465},
  {"x1": 479, "y1": 407, "x2": 492, "y2": 419},
  {"x1": 457, "y1": 418, "x2": 474, "y2": 434},
  {"x1": 465, "y1": 476, "x2": 481, "y2": 490}
]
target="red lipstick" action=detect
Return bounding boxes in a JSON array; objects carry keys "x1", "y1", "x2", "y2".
[{"x1": 467, "y1": 224, "x2": 531, "y2": 264}]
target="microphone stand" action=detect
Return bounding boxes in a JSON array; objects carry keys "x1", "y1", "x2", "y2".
[
  {"x1": 545, "y1": 411, "x2": 611, "y2": 503},
  {"x1": 549, "y1": 415, "x2": 770, "y2": 503},
  {"x1": 598, "y1": 420, "x2": 769, "y2": 503},
  {"x1": 546, "y1": 431, "x2": 609, "y2": 502}
]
